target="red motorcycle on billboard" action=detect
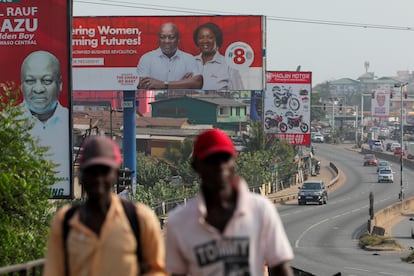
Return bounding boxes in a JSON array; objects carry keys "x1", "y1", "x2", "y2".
[
  {"x1": 282, "y1": 115, "x2": 309, "y2": 133},
  {"x1": 264, "y1": 110, "x2": 288, "y2": 132}
]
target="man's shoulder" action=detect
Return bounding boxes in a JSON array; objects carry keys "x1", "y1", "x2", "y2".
[
  {"x1": 140, "y1": 48, "x2": 162, "y2": 59},
  {"x1": 244, "y1": 190, "x2": 276, "y2": 212},
  {"x1": 176, "y1": 49, "x2": 197, "y2": 59},
  {"x1": 166, "y1": 197, "x2": 198, "y2": 225}
]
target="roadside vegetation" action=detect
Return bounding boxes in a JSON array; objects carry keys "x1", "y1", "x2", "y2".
[
  {"x1": 401, "y1": 250, "x2": 414, "y2": 263},
  {"x1": 134, "y1": 121, "x2": 297, "y2": 207},
  {"x1": 359, "y1": 234, "x2": 403, "y2": 250},
  {"x1": 0, "y1": 82, "x2": 57, "y2": 266}
]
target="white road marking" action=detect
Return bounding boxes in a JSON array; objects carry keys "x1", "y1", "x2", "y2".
[
  {"x1": 344, "y1": 266, "x2": 371, "y2": 272},
  {"x1": 295, "y1": 218, "x2": 329, "y2": 248}
]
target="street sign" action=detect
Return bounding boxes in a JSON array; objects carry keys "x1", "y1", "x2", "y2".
[{"x1": 122, "y1": 101, "x2": 133, "y2": 108}]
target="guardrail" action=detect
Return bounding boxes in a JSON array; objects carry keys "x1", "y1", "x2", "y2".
[
  {"x1": 267, "y1": 162, "x2": 340, "y2": 204},
  {"x1": 0, "y1": 258, "x2": 44, "y2": 275}
]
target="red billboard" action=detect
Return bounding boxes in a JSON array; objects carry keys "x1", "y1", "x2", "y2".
[
  {"x1": 72, "y1": 16, "x2": 264, "y2": 91},
  {"x1": 0, "y1": 0, "x2": 72, "y2": 198},
  {"x1": 264, "y1": 71, "x2": 312, "y2": 145}
]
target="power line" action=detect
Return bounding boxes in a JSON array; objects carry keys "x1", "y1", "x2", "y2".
[{"x1": 74, "y1": 0, "x2": 414, "y2": 31}]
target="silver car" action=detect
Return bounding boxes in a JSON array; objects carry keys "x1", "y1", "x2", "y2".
[{"x1": 378, "y1": 168, "x2": 394, "y2": 183}]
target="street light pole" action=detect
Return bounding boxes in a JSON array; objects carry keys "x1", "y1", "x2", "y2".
[
  {"x1": 355, "y1": 105, "x2": 358, "y2": 145},
  {"x1": 332, "y1": 104, "x2": 335, "y2": 137},
  {"x1": 395, "y1": 82, "x2": 409, "y2": 202},
  {"x1": 361, "y1": 94, "x2": 364, "y2": 143}
]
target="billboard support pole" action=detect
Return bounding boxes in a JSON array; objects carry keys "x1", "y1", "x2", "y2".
[{"x1": 123, "y1": 90, "x2": 137, "y2": 196}]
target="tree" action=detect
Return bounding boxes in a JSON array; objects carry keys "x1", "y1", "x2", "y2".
[
  {"x1": 237, "y1": 121, "x2": 296, "y2": 187},
  {"x1": 242, "y1": 121, "x2": 268, "y2": 152},
  {"x1": 135, "y1": 152, "x2": 171, "y2": 188},
  {"x1": 0, "y1": 82, "x2": 56, "y2": 266},
  {"x1": 163, "y1": 138, "x2": 199, "y2": 185},
  {"x1": 310, "y1": 90, "x2": 325, "y2": 122}
]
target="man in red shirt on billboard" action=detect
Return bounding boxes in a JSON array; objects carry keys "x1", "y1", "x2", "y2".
[{"x1": 136, "y1": 22, "x2": 203, "y2": 90}]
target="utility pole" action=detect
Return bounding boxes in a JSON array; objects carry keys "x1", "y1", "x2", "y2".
[{"x1": 394, "y1": 82, "x2": 408, "y2": 202}]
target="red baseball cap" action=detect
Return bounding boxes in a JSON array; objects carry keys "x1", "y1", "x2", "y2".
[
  {"x1": 79, "y1": 136, "x2": 122, "y2": 171},
  {"x1": 193, "y1": 129, "x2": 237, "y2": 161}
]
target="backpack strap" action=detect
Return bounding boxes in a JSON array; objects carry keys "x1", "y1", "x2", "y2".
[
  {"x1": 62, "y1": 204, "x2": 81, "y2": 276},
  {"x1": 120, "y1": 199, "x2": 147, "y2": 274}
]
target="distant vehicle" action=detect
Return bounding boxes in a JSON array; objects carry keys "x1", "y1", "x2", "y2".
[
  {"x1": 386, "y1": 142, "x2": 392, "y2": 152},
  {"x1": 363, "y1": 154, "x2": 378, "y2": 166},
  {"x1": 390, "y1": 142, "x2": 401, "y2": 152},
  {"x1": 394, "y1": 147, "x2": 405, "y2": 156},
  {"x1": 298, "y1": 180, "x2": 328, "y2": 205},
  {"x1": 377, "y1": 160, "x2": 391, "y2": 172},
  {"x1": 372, "y1": 141, "x2": 383, "y2": 152},
  {"x1": 406, "y1": 142, "x2": 414, "y2": 159},
  {"x1": 312, "y1": 133, "x2": 324, "y2": 143},
  {"x1": 378, "y1": 168, "x2": 394, "y2": 183}
]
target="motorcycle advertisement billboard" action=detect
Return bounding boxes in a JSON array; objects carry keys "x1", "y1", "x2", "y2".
[
  {"x1": 72, "y1": 15, "x2": 264, "y2": 91},
  {"x1": 264, "y1": 71, "x2": 312, "y2": 145},
  {"x1": 0, "y1": 0, "x2": 73, "y2": 198}
]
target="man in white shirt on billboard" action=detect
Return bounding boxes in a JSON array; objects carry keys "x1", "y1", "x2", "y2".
[
  {"x1": 18, "y1": 50, "x2": 70, "y2": 196},
  {"x1": 136, "y1": 22, "x2": 203, "y2": 90}
]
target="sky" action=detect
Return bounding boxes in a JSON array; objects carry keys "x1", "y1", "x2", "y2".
[{"x1": 73, "y1": 0, "x2": 414, "y2": 85}]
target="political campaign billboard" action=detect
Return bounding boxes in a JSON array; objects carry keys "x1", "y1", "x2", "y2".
[
  {"x1": 72, "y1": 16, "x2": 265, "y2": 91},
  {"x1": 264, "y1": 71, "x2": 312, "y2": 145},
  {"x1": 0, "y1": 0, "x2": 72, "y2": 198},
  {"x1": 371, "y1": 90, "x2": 390, "y2": 118}
]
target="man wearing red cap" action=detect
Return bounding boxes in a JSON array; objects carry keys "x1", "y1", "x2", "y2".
[
  {"x1": 43, "y1": 136, "x2": 167, "y2": 276},
  {"x1": 165, "y1": 129, "x2": 294, "y2": 276}
]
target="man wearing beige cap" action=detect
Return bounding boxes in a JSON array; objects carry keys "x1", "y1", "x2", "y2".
[
  {"x1": 43, "y1": 136, "x2": 167, "y2": 276},
  {"x1": 165, "y1": 129, "x2": 294, "y2": 276}
]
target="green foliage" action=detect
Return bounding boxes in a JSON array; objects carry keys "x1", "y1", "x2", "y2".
[
  {"x1": 0, "y1": 83, "x2": 56, "y2": 266},
  {"x1": 135, "y1": 152, "x2": 172, "y2": 188},
  {"x1": 401, "y1": 250, "x2": 414, "y2": 263},
  {"x1": 134, "y1": 148, "x2": 199, "y2": 208},
  {"x1": 133, "y1": 122, "x2": 295, "y2": 212},
  {"x1": 310, "y1": 90, "x2": 325, "y2": 121},
  {"x1": 163, "y1": 137, "x2": 199, "y2": 185},
  {"x1": 359, "y1": 234, "x2": 402, "y2": 249},
  {"x1": 238, "y1": 122, "x2": 296, "y2": 187},
  {"x1": 133, "y1": 180, "x2": 199, "y2": 208},
  {"x1": 242, "y1": 121, "x2": 266, "y2": 152}
]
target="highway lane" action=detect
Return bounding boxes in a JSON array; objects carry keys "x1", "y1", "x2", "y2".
[{"x1": 279, "y1": 144, "x2": 414, "y2": 276}]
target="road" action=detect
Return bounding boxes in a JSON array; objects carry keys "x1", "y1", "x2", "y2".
[{"x1": 278, "y1": 143, "x2": 414, "y2": 276}]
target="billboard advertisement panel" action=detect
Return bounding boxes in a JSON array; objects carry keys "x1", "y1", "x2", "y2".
[
  {"x1": 72, "y1": 16, "x2": 264, "y2": 91},
  {"x1": 0, "y1": 0, "x2": 72, "y2": 198},
  {"x1": 371, "y1": 90, "x2": 390, "y2": 118},
  {"x1": 264, "y1": 71, "x2": 312, "y2": 145}
]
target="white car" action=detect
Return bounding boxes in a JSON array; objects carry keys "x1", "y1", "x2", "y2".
[
  {"x1": 378, "y1": 168, "x2": 394, "y2": 183},
  {"x1": 312, "y1": 133, "x2": 324, "y2": 143},
  {"x1": 390, "y1": 142, "x2": 401, "y2": 152}
]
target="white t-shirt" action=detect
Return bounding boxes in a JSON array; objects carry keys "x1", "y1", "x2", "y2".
[
  {"x1": 165, "y1": 178, "x2": 294, "y2": 276},
  {"x1": 137, "y1": 48, "x2": 201, "y2": 82},
  {"x1": 195, "y1": 51, "x2": 244, "y2": 91},
  {"x1": 19, "y1": 102, "x2": 70, "y2": 196}
]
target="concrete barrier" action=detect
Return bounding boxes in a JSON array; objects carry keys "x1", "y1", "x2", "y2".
[
  {"x1": 368, "y1": 197, "x2": 414, "y2": 234},
  {"x1": 360, "y1": 147, "x2": 414, "y2": 170}
]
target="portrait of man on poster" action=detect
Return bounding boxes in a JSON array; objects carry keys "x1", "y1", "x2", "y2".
[{"x1": 18, "y1": 50, "x2": 70, "y2": 195}]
